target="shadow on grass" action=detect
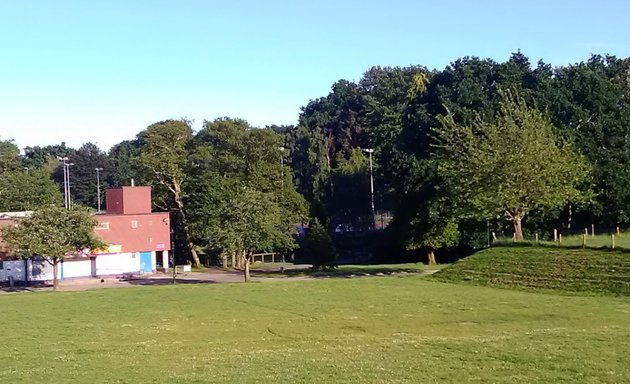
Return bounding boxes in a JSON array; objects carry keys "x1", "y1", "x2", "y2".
[
  {"x1": 252, "y1": 264, "x2": 428, "y2": 279},
  {"x1": 123, "y1": 278, "x2": 224, "y2": 286}
]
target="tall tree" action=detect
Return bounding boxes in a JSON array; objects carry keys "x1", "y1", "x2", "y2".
[
  {"x1": 22, "y1": 143, "x2": 74, "y2": 170},
  {"x1": 0, "y1": 169, "x2": 62, "y2": 211},
  {"x1": 551, "y1": 55, "x2": 630, "y2": 225},
  {"x1": 138, "y1": 120, "x2": 200, "y2": 267},
  {"x1": 434, "y1": 90, "x2": 590, "y2": 240},
  {"x1": 1, "y1": 205, "x2": 105, "y2": 290},
  {"x1": 0, "y1": 139, "x2": 21, "y2": 174},
  {"x1": 108, "y1": 137, "x2": 146, "y2": 188},
  {"x1": 185, "y1": 118, "x2": 307, "y2": 273}
]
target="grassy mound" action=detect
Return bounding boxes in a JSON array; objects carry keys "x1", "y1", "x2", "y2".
[{"x1": 433, "y1": 246, "x2": 630, "y2": 296}]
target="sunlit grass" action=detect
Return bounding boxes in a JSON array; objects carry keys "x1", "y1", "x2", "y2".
[{"x1": 1, "y1": 275, "x2": 629, "y2": 383}]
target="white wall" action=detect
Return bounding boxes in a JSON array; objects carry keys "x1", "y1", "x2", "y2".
[
  {"x1": 28, "y1": 259, "x2": 55, "y2": 281},
  {"x1": 61, "y1": 259, "x2": 92, "y2": 279},
  {"x1": 2, "y1": 253, "x2": 150, "y2": 283},
  {"x1": 0, "y1": 260, "x2": 27, "y2": 282},
  {"x1": 95, "y1": 253, "x2": 140, "y2": 276}
]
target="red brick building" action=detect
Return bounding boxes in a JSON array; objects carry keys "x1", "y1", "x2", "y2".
[{"x1": 1, "y1": 186, "x2": 171, "y2": 283}]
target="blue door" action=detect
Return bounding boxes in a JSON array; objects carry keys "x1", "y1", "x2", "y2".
[{"x1": 140, "y1": 252, "x2": 152, "y2": 273}]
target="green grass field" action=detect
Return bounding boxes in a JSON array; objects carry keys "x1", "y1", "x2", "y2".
[
  {"x1": 433, "y1": 246, "x2": 630, "y2": 296},
  {"x1": 1, "y1": 273, "x2": 629, "y2": 383},
  {"x1": 251, "y1": 262, "x2": 438, "y2": 278}
]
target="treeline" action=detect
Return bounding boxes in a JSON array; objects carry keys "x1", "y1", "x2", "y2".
[
  {"x1": 2, "y1": 52, "x2": 630, "y2": 264},
  {"x1": 282, "y1": 52, "x2": 630, "y2": 261},
  {"x1": 0, "y1": 120, "x2": 307, "y2": 270}
]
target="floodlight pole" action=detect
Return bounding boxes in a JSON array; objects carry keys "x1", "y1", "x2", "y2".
[
  {"x1": 66, "y1": 163, "x2": 74, "y2": 209},
  {"x1": 95, "y1": 168, "x2": 103, "y2": 212},
  {"x1": 57, "y1": 157, "x2": 69, "y2": 209},
  {"x1": 279, "y1": 146, "x2": 285, "y2": 189},
  {"x1": 362, "y1": 148, "x2": 376, "y2": 228}
]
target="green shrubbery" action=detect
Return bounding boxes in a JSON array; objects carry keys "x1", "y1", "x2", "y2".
[{"x1": 302, "y1": 220, "x2": 337, "y2": 270}]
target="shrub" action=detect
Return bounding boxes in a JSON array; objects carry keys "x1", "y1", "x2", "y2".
[{"x1": 303, "y1": 219, "x2": 337, "y2": 269}]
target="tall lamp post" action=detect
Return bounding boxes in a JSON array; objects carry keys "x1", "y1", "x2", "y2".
[
  {"x1": 57, "y1": 157, "x2": 69, "y2": 209},
  {"x1": 95, "y1": 168, "x2": 103, "y2": 212},
  {"x1": 279, "y1": 146, "x2": 286, "y2": 188},
  {"x1": 362, "y1": 148, "x2": 376, "y2": 228},
  {"x1": 66, "y1": 163, "x2": 74, "y2": 208}
]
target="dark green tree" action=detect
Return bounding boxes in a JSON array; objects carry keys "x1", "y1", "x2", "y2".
[
  {"x1": 0, "y1": 169, "x2": 62, "y2": 211},
  {"x1": 303, "y1": 219, "x2": 337, "y2": 269}
]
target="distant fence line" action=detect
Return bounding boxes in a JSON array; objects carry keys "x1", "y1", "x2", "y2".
[
  {"x1": 492, "y1": 225, "x2": 630, "y2": 250},
  {"x1": 250, "y1": 253, "x2": 284, "y2": 264}
]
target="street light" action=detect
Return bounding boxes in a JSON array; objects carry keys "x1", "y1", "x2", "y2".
[
  {"x1": 279, "y1": 146, "x2": 286, "y2": 188},
  {"x1": 57, "y1": 157, "x2": 69, "y2": 209},
  {"x1": 66, "y1": 163, "x2": 74, "y2": 209},
  {"x1": 95, "y1": 168, "x2": 103, "y2": 212},
  {"x1": 362, "y1": 148, "x2": 376, "y2": 228}
]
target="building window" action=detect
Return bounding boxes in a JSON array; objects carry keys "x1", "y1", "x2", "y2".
[
  {"x1": 96, "y1": 222, "x2": 109, "y2": 230},
  {"x1": 131, "y1": 220, "x2": 138, "y2": 229}
]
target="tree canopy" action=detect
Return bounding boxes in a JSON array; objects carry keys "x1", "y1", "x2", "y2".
[
  {"x1": 434, "y1": 91, "x2": 590, "y2": 240},
  {"x1": 4, "y1": 52, "x2": 630, "y2": 264},
  {"x1": 1, "y1": 205, "x2": 105, "y2": 289}
]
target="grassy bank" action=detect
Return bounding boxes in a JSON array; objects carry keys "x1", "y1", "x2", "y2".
[{"x1": 433, "y1": 246, "x2": 630, "y2": 296}]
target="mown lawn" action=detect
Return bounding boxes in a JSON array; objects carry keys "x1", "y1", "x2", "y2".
[
  {"x1": 251, "y1": 262, "x2": 436, "y2": 278},
  {"x1": 1, "y1": 276, "x2": 629, "y2": 383},
  {"x1": 433, "y1": 246, "x2": 630, "y2": 296}
]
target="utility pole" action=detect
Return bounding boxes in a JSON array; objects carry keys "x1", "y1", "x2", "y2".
[
  {"x1": 362, "y1": 148, "x2": 376, "y2": 228},
  {"x1": 95, "y1": 168, "x2": 103, "y2": 212}
]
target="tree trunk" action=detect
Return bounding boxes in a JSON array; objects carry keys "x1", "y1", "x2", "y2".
[
  {"x1": 188, "y1": 241, "x2": 201, "y2": 268},
  {"x1": 513, "y1": 215, "x2": 524, "y2": 241},
  {"x1": 427, "y1": 248, "x2": 436, "y2": 265},
  {"x1": 230, "y1": 252, "x2": 236, "y2": 269},
  {"x1": 244, "y1": 253, "x2": 251, "y2": 282},
  {"x1": 52, "y1": 259, "x2": 59, "y2": 291},
  {"x1": 221, "y1": 253, "x2": 228, "y2": 270},
  {"x1": 173, "y1": 183, "x2": 201, "y2": 268}
]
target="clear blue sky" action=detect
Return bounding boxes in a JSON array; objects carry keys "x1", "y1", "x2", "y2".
[{"x1": 1, "y1": 0, "x2": 628, "y2": 151}]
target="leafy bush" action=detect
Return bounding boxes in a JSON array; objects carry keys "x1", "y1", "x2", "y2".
[{"x1": 303, "y1": 219, "x2": 337, "y2": 269}]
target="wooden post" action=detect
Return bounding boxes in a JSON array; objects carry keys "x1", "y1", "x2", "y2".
[
  {"x1": 272, "y1": 253, "x2": 275, "y2": 263},
  {"x1": 559, "y1": 234, "x2": 562, "y2": 244},
  {"x1": 591, "y1": 224, "x2": 595, "y2": 238},
  {"x1": 612, "y1": 234, "x2": 616, "y2": 249},
  {"x1": 535, "y1": 233, "x2": 538, "y2": 244},
  {"x1": 554, "y1": 229, "x2": 558, "y2": 242},
  {"x1": 582, "y1": 233, "x2": 586, "y2": 248},
  {"x1": 585, "y1": 227, "x2": 588, "y2": 236},
  {"x1": 617, "y1": 226, "x2": 620, "y2": 235}
]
